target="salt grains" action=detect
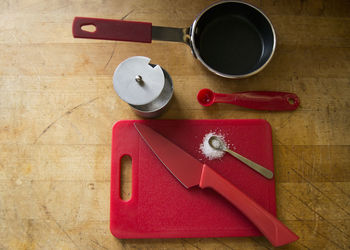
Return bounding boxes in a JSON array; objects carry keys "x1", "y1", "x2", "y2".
[{"x1": 200, "y1": 132, "x2": 227, "y2": 160}]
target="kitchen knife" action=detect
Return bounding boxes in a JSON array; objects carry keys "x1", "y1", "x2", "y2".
[{"x1": 134, "y1": 123, "x2": 299, "y2": 247}]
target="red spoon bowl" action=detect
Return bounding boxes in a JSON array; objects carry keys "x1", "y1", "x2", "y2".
[{"x1": 197, "y1": 88, "x2": 216, "y2": 106}]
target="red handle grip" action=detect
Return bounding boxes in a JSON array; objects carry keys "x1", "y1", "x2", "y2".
[
  {"x1": 197, "y1": 89, "x2": 300, "y2": 110},
  {"x1": 215, "y1": 91, "x2": 300, "y2": 111},
  {"x1": 72, "y1": 17, "x2": 152, "y2": 43},
  {"x1": 199, "y1": 165, "x2": 299, "y2": 247}
]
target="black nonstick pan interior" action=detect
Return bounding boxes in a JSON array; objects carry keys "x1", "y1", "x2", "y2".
[{"x1": 193, "y1": 2, "x2": 275, "y2": 76}]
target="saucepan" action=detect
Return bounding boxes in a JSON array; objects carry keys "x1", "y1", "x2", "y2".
[{"x1": 73, "y1": 0, "x2": 276, "y2": 78}]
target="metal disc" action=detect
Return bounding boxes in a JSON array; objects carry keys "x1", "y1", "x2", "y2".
[{"x1": 113, "y1": 56, "x2": 165, "y2": 106}]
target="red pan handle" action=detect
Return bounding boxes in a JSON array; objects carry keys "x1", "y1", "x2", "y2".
[
  {"x1": 199, "y1": 165, "x2": 299, "y2": 247},
  {"x1": 72, "y1": 17, "x2": 152, "y2": 43}
]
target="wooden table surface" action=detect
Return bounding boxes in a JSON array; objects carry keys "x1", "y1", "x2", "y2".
[{"x1": 1, "y1": 0, "x2": 349, "y2": 249}]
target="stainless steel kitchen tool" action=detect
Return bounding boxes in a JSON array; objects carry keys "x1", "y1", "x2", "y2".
[
  {"x1": 113, "y1": 56, "x2": 173, "y2": 118},
  {"x1": 209, "y1": 135, "x2": 273, "y2": 179}
]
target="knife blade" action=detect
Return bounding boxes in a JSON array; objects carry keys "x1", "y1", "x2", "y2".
[{"x1": 134, "y1": 122, "x2": 298, "y2": 247}]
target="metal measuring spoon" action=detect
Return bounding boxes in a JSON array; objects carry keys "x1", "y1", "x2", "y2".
[{"x1": 208, "y1": 136, "x2": 273, "y2": 179}]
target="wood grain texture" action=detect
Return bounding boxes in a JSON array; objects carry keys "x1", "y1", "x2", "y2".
[{"x1": 0, "y1": 0, "x2": 349, "y2": 249}]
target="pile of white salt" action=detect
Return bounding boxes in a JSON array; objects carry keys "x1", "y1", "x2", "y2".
[{"x1": 199, "y1": 132, "x2": 227, "y2": 160}]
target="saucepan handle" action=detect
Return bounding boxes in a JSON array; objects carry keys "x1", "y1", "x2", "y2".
[
  {"x1": 199, "y1": 164, "x2": 299, "y2": 247},
  {"x1": 72, "y1": 17, "x2": 152, "y2": 43}
]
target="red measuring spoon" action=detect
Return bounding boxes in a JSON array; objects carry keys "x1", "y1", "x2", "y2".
[{"x1": 197, "y1": 88, "x2": 300, "y2": 111}]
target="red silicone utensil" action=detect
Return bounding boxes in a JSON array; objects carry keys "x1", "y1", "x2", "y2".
[
  {"x1": 197, "y1": 88, "x2": 300, "y2": 111},
  {"x1": 73, "y1": 17, "x2": 153, "y2": 43},
  {"x1": 134, "y1": 123, "x2": 299, "y2": 247}
]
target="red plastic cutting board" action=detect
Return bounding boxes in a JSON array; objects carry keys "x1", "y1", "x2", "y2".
[{"x1": 110, "y1": 119, "x2": 276, "y2": 238}]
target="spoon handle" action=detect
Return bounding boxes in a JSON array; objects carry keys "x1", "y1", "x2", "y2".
[
  {"x1": 214, "y1": 91, "x2": 300, "y2": 111},
  {"x1": 225, "y1": 148, "x2": 274, "y2": 179}
]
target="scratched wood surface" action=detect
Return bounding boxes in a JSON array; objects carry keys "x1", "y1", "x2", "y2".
[{"x1": 0, "y1": 0, "x2": 349, "y2": 249}]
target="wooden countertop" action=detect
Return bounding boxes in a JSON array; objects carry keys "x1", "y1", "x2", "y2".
[{"x1": 1, "y1": 0, "x2": 349, "y2": 249}]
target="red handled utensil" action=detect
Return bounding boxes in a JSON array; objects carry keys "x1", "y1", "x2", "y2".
[
  {"x1": 72, "y1": 1, "x2": 276, "y2": 78},
  {"x1": 134, "y1": 123, "x2": 299, "y2": 247},
  {"x1": 197, "y1": 88, "x2": 300, "y2": 111}
]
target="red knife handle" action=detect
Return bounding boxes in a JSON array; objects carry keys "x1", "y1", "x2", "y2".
[
  {"x1": 72, "y1": 17, "x2": 152, "y2": 43},
  {"x1": 199, "y1": 165, "x2": 299, "y2": 247}
]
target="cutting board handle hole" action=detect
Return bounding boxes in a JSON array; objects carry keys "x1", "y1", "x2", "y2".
[
  {"x1": 81, "y1": 24, "x2": 96, "y2": 33},
  {"x1": 120, "y1": 155, "x2": 132, "y2": 201}
]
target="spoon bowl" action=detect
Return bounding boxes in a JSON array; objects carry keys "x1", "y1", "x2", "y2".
[
  {"x1": 197, "y1": 88, "x2": 215, "y2": 106},
  {"x1": 209, "y1": 135, "x2": 226, "y2": 150}
]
